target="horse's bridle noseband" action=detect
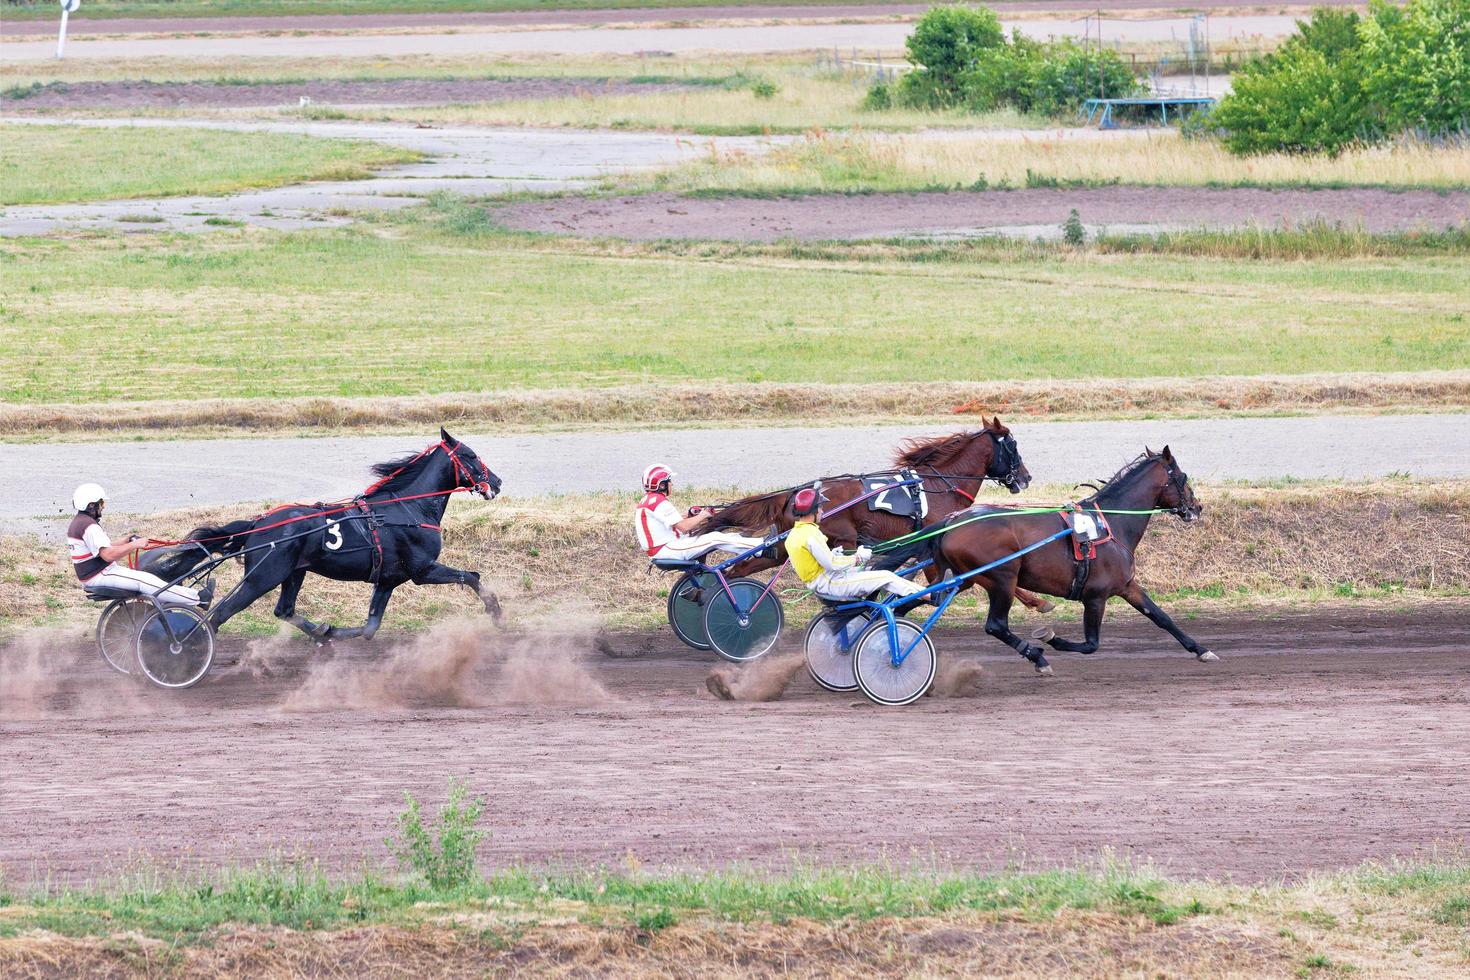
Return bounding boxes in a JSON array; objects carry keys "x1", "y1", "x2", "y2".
[{"x1": 441, "y1": 440, "x2": 498, "y2": 499}]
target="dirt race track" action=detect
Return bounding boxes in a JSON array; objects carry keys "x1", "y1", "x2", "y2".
[{"x1": 2, "y1": 605, "x2": 1467, "y2": 888}]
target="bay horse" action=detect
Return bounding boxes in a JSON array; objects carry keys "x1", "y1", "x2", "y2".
[
  {"x1": 894, "y1": 446, "x2": 1217, "y2": 675},
  {"x1": 696, "y1": 417, "x2": 1053, "y2": 612},
  {"x1": 145, "y1": 428, "x2": 503, "y2": 642}
]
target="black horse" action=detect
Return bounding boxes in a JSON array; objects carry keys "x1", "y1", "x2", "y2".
[{"x1": 146, "y1": 428, "x2": 503, "y2": 642}]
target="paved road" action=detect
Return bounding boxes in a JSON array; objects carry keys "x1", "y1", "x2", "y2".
[
  {"x1": 0, "y1": 15, "x2": 1299, "y2": 62},
  {"x1": 0, "y1": 118, "x2": 776, "y2": 236},
  {"x1": 0, "y1": 3, "x2": 1350, "y2": 38},
  {"x1": 4, "y1": 415, "x2": 1465, "y2": 533}
]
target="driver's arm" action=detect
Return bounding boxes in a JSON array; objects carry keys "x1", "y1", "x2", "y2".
[{"x1": 97, "y1": 536, "x2": 147, "y2": 562}]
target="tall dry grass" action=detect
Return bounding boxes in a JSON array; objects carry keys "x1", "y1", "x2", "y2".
[{"x1": 647, "y1": 131, "x2": 1470, "y2": 193}]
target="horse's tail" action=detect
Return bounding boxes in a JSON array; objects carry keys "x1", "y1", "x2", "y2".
[
  {"x1": 867, "y1": 532, "x2": 944, "y2": 574},
  {"x1": 702, "y1": 492, "x2": 790, "y2": 533},
  {"x1": 144, "y1": 518, "x2": 258, "y2": 579}
]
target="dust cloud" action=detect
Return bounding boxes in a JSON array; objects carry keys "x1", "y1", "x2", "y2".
[{"x1": 705, "y1": 653, "x2": 806, "y2": 702}]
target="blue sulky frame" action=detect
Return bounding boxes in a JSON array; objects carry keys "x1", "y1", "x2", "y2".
[{"x1": 822, "y1": 526, "x2": 1074, "y2": 671}]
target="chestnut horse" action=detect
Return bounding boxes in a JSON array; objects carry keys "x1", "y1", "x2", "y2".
[
  {"x1": 894, "y1": 446, "x2": 1217, "y2": 675},
  {"x1": 695, "y1": 417, "x2": 1053, "y2": 612}
]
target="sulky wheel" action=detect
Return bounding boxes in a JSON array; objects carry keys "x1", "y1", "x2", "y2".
[
  {"x1": 134, "y1": 607, "x2": 215, "y2": 690},
  {"x1": 702, "y1": 576, "x2": 784, "y2": 664},
  {"x1": 804, "y1": 609, "x2": 872, "y2": 693},
  {"x1": 96, "y1": 597, "x2": 152, "y2": 675},
  {"x1": 667, "y1": 570, "x2": 716, "y2": 651},
  {"x1": 852, "y1": 617, "x2": 937, "y2": 707}
]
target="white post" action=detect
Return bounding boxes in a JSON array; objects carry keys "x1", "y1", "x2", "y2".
[{"x1": 57, "y1": 0, "x2": 80, "y2": 60}]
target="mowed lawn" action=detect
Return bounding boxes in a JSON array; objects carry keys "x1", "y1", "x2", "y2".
[
  {"x1": 1, "y1": 228, "x2": 1467, "y2": 403},
  {"x1": 0, "y1": 124, "x2": 418, "y2": 206}
]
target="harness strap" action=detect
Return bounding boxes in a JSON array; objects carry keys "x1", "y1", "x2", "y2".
[{"x1": 357, "y1": 499, "x2": 384, "y2": 584}]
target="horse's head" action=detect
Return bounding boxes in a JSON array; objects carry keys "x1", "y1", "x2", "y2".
[
  {"x1": 441, "y1": 427, "x2": 502, "y2": 500},
  {"x1": 1150, "y1": 446, "x2": 1200, "y2": 523},
  {"x1": 984, "y1": 417, "x2": 1031, "y2": 494}
]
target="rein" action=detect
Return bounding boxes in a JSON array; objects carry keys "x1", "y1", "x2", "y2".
[
  {"x1": 147, "y1": 440, "x2": 487, "y2": 549},
  {"x1": 872, "y1": 504, "x2": 1172, "y2": 553}
]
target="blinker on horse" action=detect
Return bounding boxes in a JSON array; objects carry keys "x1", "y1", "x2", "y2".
[{"x1": 144, "y1": 428, "x2": 503, "y2": 643}]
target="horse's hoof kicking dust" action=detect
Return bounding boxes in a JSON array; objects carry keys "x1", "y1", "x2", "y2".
[{"x1": 705, "y1": 673, "x2": 736, "y2": 701}]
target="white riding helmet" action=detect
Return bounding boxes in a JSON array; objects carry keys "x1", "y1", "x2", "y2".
[
  {"x1": 642, "y1": 463, "x2": 675, "y2": 492},
  {"x1": 73, "y1": 482, "x2": 107, "y2": 512}
]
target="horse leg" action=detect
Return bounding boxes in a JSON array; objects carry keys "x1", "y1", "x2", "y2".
[
  {"x1": 272, "y1": 567, "x2": 333, "y2": 640},
  {"x1": 208, "y1": 552, "x2": 296, "y2": 631},
  {"x1": 1041, "y1": 595, "x2": 1105, "y2": 655},
  {"x1": 1121, "y1": 580, "x2": 1218, "y2": 662},
  {"x1": 414, "y1": 562, "x2": 502, "y2": 623},
  {"x1": 982, "y1": 583, "x2": 1053, "y2": 675},
  {"x1": 1016, "y1": 589, "x2": 1057, "y2": 614},
  {"x1": 316, "y1": 584, "x2": 394, "y2": 641}
]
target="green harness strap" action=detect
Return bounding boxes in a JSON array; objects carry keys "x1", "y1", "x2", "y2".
[{"x1": 872, "y1": 505, "x2": 1170, "y2": 553}]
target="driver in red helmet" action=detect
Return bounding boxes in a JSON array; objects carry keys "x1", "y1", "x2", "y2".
[
  {"x1": 786, "y1": 483, "x2": 923, "y2": 600},
  {"x1": 635, "y1": 463, "x2": 766, "y2": 560}
]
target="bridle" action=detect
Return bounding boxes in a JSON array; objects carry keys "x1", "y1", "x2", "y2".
[
  {"x1": 441, "y1": 439, "x2": 498, "y2": 499},
  {"x1": 987, "y1": 430, "x2": 1026, "y2": 492},
  {"x1": 1160, "y1": 458, "x2": 1194, "y2": 517}
]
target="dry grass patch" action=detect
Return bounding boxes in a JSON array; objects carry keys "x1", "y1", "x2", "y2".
[
  {"x1": 645, "y1": 130, "x2": 1470, "y2": 194},
  {"x1": 3, "y1": 481, "x2": 1466, "y2": 640},
  {"x1": 4, "y1": 373, "x2": 1469, "y2": 440}
]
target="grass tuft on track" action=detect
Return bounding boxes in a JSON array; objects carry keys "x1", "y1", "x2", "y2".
[{"x1": 0, "y1": 123, "x2": 418, "y2": 205}]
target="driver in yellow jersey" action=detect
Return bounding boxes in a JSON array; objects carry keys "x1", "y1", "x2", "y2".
[{"x1": 785, "y1": 483, "x2": 924, "y2": 600}]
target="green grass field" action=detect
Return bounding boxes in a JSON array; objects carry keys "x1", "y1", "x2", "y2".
[
  {"x1": 2, "y1": 217, "x2": 1466, "y2": 405},
  {"x1": 0, "y1": 124, "x2": 417, "y2": 206}
]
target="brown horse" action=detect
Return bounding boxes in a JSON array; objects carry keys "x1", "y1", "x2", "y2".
[
  {"x1": 902, "y1": 446, "x2": 1217, "y2": 675},
  {"x1": 695, "y1": 418, "x2": 1053, "y2": 612}
]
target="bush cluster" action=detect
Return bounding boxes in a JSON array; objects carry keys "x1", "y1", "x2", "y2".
[
  {"x1": 1213, "y1": 0, "x2": 1470, "y2": 155},
  {"x1": 868, "y1": 5, "x2": 1144, "y2": 117}
]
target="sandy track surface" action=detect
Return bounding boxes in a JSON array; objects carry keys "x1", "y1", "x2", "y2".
[
  {"x1": 0, "y1": 15, "x2": 1301, "y2": 62},
  {"x1": 2, "y1": 605, "x2": 1466, "y2": 887},
  {"x1": 2, "y1": 77, "x2": 699, "y2": 111},
  {"x1": 0, "y1": 2, "x2": 1348, "y2": 38},
  {"x1": 6, "y1": 414, "x2": 1470, "y2": 530},
  {"x1": 496, "y1": 187, "x2": 1470, "y2": 240}
]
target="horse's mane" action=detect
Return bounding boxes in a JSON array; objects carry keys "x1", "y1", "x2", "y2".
[
  {"x1": 703, "y1": 492, "x2": 789, "y2": 533},
  {"x1": 893, "y1": 430, "x2": 987, "y2": 470},
  {"x1": 366, "y1": 448, "x2": 437, "y2": 495},
  {"x1": 1090, "y1": 452, "x2": 1159, "y2": 500}
]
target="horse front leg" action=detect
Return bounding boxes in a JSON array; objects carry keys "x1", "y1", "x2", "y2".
[
  {"x1": 1036, "y1": 594, "x2": 1105, "y2": 655},
  {"x1": 1121, "y1": 580, "x2": 1218, "y2": 662},
  {"x1": 316, "y1": 584, "x2": 394, "y2": 641},
  {"x1": 1016, "y1": 589, "x2": 1057, "y2": 614},
  {"x1": 982, "y1": 581, "x2": 1053, "y2": 675},
  {"x1": 414, "y1": 562, "x2": 502, "y2": 624}
]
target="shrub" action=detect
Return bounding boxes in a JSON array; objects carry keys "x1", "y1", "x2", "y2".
[
  {"x1": 750, "y1": 78, "x2": 780, "y2": 100},
  {"x1": 1062, "y1": 209, "x2": 1086, "y2": 246},
  {"x1": 385, "y1": 778, "x2": 488, "y2": 890},
  {"x1": 898, "y1": 5, "x2": 1005, "y2": 107},
  {"x1": 1213, "y1": 0, "x2": 1470, "y2": 155},
  {"x1": 863, "y1": 80, "x2": 894, "y2": 111}
]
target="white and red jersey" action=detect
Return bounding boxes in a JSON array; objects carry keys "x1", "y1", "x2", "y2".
[
  {"x1": 67, "y1": 512, "x2": 114, "y2": 581},
  {"x1": 634, "y1": 491, "x2": 684, "y2": 555}
]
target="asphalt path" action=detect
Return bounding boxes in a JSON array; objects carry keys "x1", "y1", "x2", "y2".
[
  {"x1": 4, "y1": 415, "x2": 1466, "y2": 534},
  {"x1": 0, "y1": 3, "x2": 1352, "y2": 38},
  {"x1": 0, "y1": 15, "x2": 1299, "y2": 62}
]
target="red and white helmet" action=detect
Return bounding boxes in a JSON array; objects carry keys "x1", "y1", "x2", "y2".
[{"x1": 642, "y1": 463, "x2": 674, "y2": 492}]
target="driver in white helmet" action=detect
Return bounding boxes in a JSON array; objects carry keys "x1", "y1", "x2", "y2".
[
  {"x1": 67, "y1": 484, "x2": 203, "y2": 607},
  {"x1": 634, "y1": 463, "x2": 766, "y2": 561}
]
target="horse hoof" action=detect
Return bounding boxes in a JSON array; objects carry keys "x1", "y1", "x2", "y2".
[
  {"x1": 1030, "y1": 626, "x2": 1055, "y2": 643},
  {"x1": 1197, "y1": 650, "x2": 1220, "y2": 663},
  {"x1": 1036, "y1": 664, "x2": 1054, "y2": 676},
  {"x1": 1036, "y1": 600, "x2": 1057, "y2": 614}
]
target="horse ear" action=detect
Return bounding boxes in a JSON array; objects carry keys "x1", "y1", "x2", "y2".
[
  {"x1": 1161, "y1": 445, "x2": 1173, "y2": 461},
  {"x1": 991, "y1": 415, "x2": 1005, "y2": 431},
  {"x1": 440, "y1": 426, "x2": 453, "y2": 443},
  {"x1": 1145, "y1": 446, "x2": 1155, "y2": 458}
]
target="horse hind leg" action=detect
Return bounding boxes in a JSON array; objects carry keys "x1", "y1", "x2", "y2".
[
  {"x1": 314, "y1": 584, "x2": 394, "y2": 642},
  {"x1": 273, "y1": 567, "x2": 333, "y2": 641},
  {"x1": 1016, "y1": 588, "x2": 1057, "y2": 614},
  {"x1": 982, "y1": 584, "x2": 1053, "y2": 675}
]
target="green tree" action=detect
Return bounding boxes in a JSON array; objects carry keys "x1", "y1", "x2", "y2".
[
  {"x1": 899, "y1": 5, "x2": 1005, "y2": 107},
  {"x1": 1359, "y1": 0, "x2": 1470, "y2": 134}
]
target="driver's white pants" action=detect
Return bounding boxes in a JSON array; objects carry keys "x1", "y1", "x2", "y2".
[
  {"x1": 811, "y1": 567, "x2": 923, "y2": 600},
  {"x1": 653, "y1": 530, "x2": 767, "y2": 561},
  {"x1": 85, "y1": 566, "x2": 201, "y2": 608}
]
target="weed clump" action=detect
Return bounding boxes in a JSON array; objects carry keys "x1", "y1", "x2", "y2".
[{"x1": 386, "y1": 777, "x2": 488, "y2": 890}]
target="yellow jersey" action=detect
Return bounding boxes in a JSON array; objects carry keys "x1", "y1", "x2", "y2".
[{"x1": 786, "y1": 519, "x2": 855, "y2": 585}]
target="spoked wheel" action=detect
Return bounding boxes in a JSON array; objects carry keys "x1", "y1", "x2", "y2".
[
  {"x1": 702, "y1": 576, "x2": 784, "y2": 664},
  {"x1": 134, "y1": 607, "x2": 215, "y2": 690},
  {"x1": 667, "y1": 570, "x2": 716, "y2": 651},
  {"x1": 804, "y1": 609, "x2": 872, "y2": 693},
  {"x1": 852, "y1": 617, "x2": 937, "y2": 707},
  {"x1": 96, "y1": 598, "x2": 152, "y2": 675}
]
